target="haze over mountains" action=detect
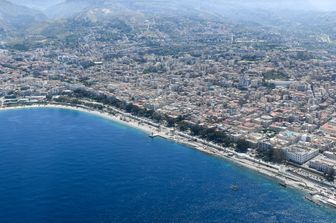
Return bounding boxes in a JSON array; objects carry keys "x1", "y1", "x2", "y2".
[
  {"x1": 0, "y1": 0, "x2": 335, "y2": 39},
  {"x1": 8, "y1": 0, "x2": 336, "y2": 12},
  {"x1": 4, "y1": 0, "x2": 336, "y2": 19},
  {"x1": 8, "y1": 0, "x2": 63, "y2": 9},
  {"x1": 0, "y1": 0, "x2": 46, "y2": 37}
]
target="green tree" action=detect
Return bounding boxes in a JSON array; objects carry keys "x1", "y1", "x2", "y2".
[
  {"x1": 325, "y1": 168, "x2": 335, "y2": 182},
  {"x1": 271, "y1": 149, "x2": 285, "y2": 163},
  {"x1": 235, "y1": 139, "x2": 249, "y2": 153}
]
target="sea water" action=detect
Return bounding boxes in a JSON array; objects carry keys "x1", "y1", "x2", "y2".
[{"x1": 0, "y1": 108, "x2": 335, "y2": 223}]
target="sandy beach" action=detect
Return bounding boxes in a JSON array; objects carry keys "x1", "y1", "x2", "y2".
[{"x1": 0, "y1": 104, "x2": 155, "y2": 134}]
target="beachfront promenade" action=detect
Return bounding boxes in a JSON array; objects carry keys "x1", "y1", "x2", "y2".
[{"x1": 1, "y1": 101, "x2": 336, "y2": 209}]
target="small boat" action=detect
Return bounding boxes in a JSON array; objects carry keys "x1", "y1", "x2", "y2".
[{"x1": 230, "y1": 185, "x2": 239, "y2": 191}]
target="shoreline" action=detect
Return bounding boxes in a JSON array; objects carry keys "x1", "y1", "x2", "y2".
[
  {"x1": 1, "y1": 103, "x2": 335, "y2": 210},
  {"x1": 0, "y1": 104, "x2": 154, "y2": 134}
]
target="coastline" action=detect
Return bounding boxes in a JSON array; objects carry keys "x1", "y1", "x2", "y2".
[
  {"x1": 0, "y1": 104, "x2": 221, "y2": 158},
  {"x1": 1, "y1": 103, "x2": 335, "y2": 209},
  {"x1": 0, "y1": 104, "x2": 154, "y2": 134}
]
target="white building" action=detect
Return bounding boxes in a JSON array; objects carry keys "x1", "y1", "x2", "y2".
[
  {"x1": 284, "y1": 145, "x2": 319, "y2": 164},
  {"x1": 309, "y1": 157, "x2": 336, "y2": 173},
  {"x1": 324, "y1": 151, "x2": 336, "y2": 160}
]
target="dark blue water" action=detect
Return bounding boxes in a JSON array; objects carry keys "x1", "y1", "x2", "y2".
[{"x1": 0, "y1": 108, "x2": 335, "y2": 223}]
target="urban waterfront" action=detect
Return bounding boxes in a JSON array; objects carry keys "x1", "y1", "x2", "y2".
[{"x1": 0, "y1": 108, "x2": 335, "y2": 223}]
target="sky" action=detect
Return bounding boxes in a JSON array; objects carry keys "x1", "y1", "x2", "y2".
[{"x1": 307, "y1": 0, "x2": 336, "y2": 11}]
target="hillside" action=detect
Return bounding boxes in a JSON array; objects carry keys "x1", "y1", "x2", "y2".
[
  {"x1": 0, "y1": 0, "x2": 46, "y2": 31},
  {"x1": 45, "y1": 0, "x2": 104, "y2": 19}
]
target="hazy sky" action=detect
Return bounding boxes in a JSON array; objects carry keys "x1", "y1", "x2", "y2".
[{"x1": 307, "y1": 0, "x2": 336, "y2": 10}]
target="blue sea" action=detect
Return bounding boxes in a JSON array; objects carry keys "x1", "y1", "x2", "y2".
[{"x1": 0, "y1": 108, "x2": 335, "y2": 223}]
